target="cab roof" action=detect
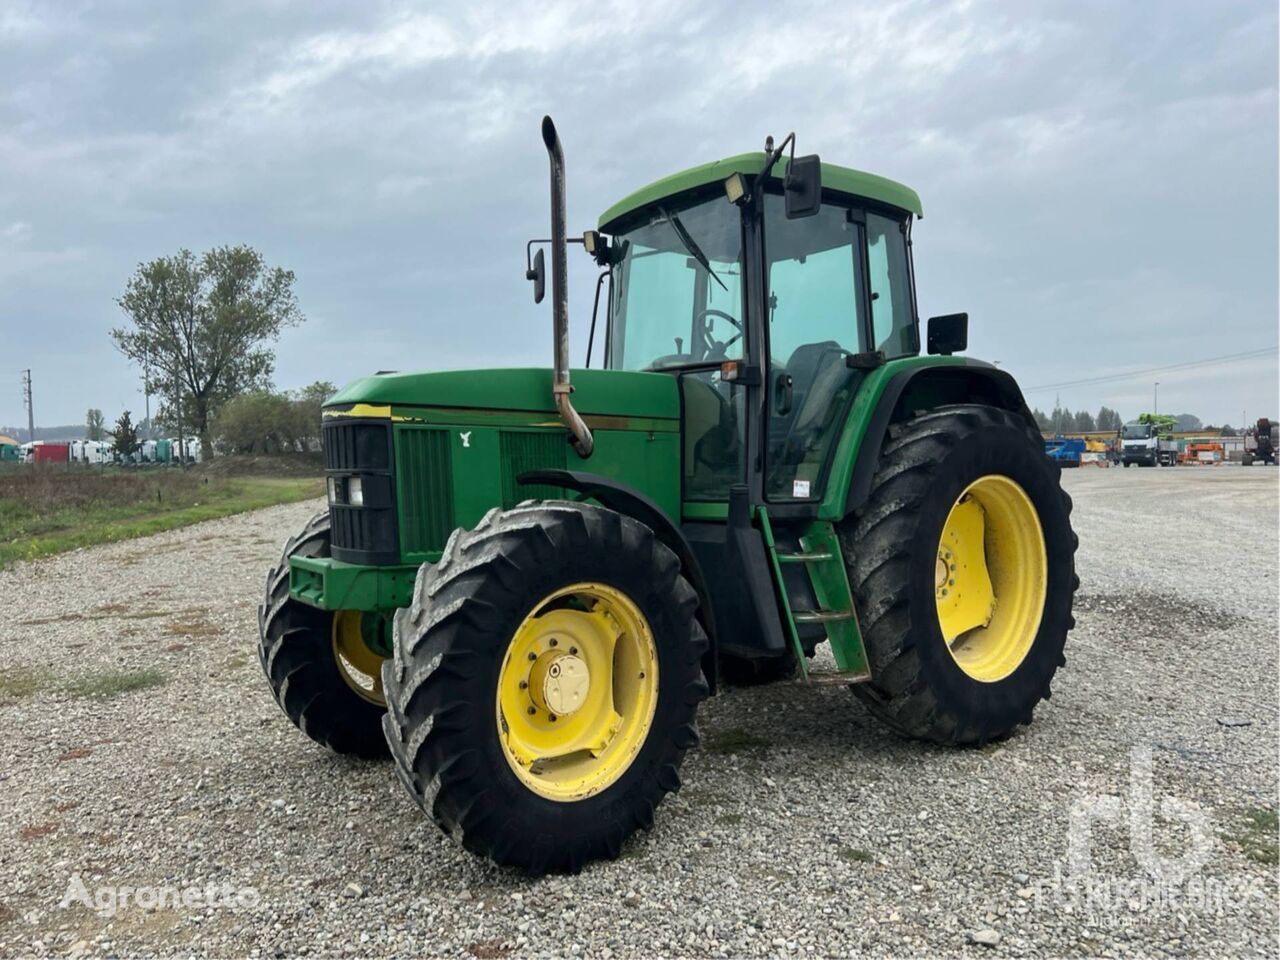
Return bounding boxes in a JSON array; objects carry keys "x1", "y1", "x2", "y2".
[{"x1": 598, "y1": 152, "x2": 923, "y2": 232}]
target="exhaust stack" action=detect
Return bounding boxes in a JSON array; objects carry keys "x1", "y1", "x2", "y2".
[{"x1": 541, "y1": 116, "x2": 594, "y2": 458}]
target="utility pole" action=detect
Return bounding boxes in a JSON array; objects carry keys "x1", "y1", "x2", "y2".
[
  {"x1": 21, "y1": 369, "x2": 34, "y2": 442},
  {"x1": 1153, "y1": 381, "x2": 1159, "y2": 416}
]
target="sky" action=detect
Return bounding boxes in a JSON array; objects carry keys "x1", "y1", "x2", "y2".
[{"x1": 1, "y1": 0, "x2": 1276, "y2": 432}]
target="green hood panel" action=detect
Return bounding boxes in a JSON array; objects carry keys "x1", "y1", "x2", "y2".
[{"x1": 327, "y1": 367, "x2": 680, "y2": 421}]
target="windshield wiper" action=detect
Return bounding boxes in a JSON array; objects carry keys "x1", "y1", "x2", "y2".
[{"x1": 660, "y1": 208, "x2": 727, "y2": 291}]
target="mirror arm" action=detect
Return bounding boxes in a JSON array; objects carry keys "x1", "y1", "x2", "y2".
[{"x1": 585, "y1": 269, "x2": 610, "y2": 369}]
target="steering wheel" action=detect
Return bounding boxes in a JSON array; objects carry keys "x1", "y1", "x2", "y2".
[{"x1": 694, "y1": 308, "x2": 743, "y2": 359}]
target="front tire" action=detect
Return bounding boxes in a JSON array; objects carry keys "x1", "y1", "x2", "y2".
[
  {"x1": 258, "y1": 512, "x2": 389, "y2": 758},
  {"x1": 843, "y1": 405, "x2": 1078, "y2": 745},
  {"x1": 381, "y1": 501, "x2": 708, "y2": 874}
]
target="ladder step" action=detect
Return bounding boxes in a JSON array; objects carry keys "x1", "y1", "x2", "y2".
[
  {"x1": 792, "y1": 608, "x2": 855, "y2": 624},
  {"x1": 802, "y1": 668, "x2": 873, "y2": 686},
  {"x1": 777, "y1": 551, "x2": 835, "y2": 564}
]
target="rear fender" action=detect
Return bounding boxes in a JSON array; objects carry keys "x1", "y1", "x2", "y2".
[{"x1": 844, "y1": 362, "x2": 1038, "y2": 516}]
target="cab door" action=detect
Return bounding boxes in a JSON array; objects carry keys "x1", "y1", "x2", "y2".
[{"x1": 762, "y1": 195, "x2": 870, "y2": 502}]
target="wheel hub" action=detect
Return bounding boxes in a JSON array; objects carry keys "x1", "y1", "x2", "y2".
[
  {"x1": 530, "y1": 652, "x2": 591, "y2": 718},
  {"x1": 934, "y1": 475, "x2": 1048, "y2": 683},
  {"x1": 496, "y1": 582, "x2": 658, "y2": 802}
]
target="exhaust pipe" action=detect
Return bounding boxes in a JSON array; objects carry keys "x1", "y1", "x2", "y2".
[{"x1": 541, "y1": 115, "x2": 594, "y2": 458}]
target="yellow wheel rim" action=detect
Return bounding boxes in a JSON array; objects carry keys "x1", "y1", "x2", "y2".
[
  {"x1": 935, "y1": 475, "x2": 1047, "y2": 683},
  {"x1": 496, "y1": 582, "x2": 658, "y2": 802},
  {"x1": 331, "y1": 610, "x2": 387, "y2": 706}
]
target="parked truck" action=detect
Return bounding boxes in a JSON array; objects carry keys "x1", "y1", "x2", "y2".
[
  {"x1": 1121, "y1": 414, "x2": 1179, "y2": 467},
  {"x1": 1242, "y1": 418, "x2": 1277, "y2": 466}
]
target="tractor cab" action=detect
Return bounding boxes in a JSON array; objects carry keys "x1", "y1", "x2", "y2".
[{"x1": 592, "y1": 150, "x2": 924, "y2": 508}]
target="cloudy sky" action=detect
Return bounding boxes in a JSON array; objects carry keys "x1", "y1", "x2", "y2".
[{"x1": 1, "y1": 0, "x2": 1276, "y2": 431}]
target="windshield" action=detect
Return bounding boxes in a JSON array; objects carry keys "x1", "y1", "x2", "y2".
[
  {"x1": 1122, "y1": 423, "x2": 1152, "y2": 440},
  {"x1": 606, "y1": 194, "x2": 743, "y2": 371}
]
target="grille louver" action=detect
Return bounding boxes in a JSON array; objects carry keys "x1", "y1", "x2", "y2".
[
  {"x1": 398, "y1": 428, "x2": 455, "y2": 554},
  {"x1": 500, "y1": 431, "x2": 567, "y2": 508}
]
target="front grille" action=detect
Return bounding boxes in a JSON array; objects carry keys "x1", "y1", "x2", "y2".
[
  {"x1": 500, "y1": 430, "x2": 567, "y2": 508},
  {"x1": 398, "y1": 428, "x2": 455, "y2": 555},
  {"x1": 323, "y1": 418, "x2": 399, "y2": 564},
  {"x1": 325, "y1": 421, "x2": 391, "y2": 472}
]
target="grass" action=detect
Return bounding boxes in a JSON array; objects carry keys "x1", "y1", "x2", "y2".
[
  {"x1": 62, "y1": 668, "x2": 167, "y2": 700},
  {"x1": 1229, "y1": 807, "x2": 1279, "y2": 865},
  {"x1": 839, "y1": 847, "x2": 875, "y2": 863},
  {"x1": 0, "y1": 667, "x2": 54, "y2": 700},
  {"x1": 0, "y1": 666, "x2": 166, "y2": 702},
  {"x1": 0, "y1": 463, "x2": 322, "y2": 568}
]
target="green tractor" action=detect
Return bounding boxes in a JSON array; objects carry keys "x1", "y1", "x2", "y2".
[{"x1": 258, "y1": 117, "x2": 1077, "y2": 874}]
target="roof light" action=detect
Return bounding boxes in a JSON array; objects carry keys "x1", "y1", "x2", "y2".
[{"x1": 723, "y1": 173, "x2": 747, "y2": 205}]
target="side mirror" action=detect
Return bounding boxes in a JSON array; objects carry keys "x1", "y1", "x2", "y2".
[
  {"x1": 784, "y1": 154, "x2": 822, "y2": 219},
  {"x1": 927, "y1": 313, "x2": 968, "y2": 355},
  {"x1": 526, "y1": 247, "x2": 545, "y2": 304}
]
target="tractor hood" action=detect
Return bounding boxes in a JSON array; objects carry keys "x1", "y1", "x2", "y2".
[{"x1": 325, "y1": 367, "x2": 680, "y2": 421}]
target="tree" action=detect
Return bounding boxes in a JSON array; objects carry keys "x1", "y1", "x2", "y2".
[
  {"x1": 1219, "y1": 423, "x2": 1238, "y2": 437},
  {"x1": 85, "y1": 408, "x2": 105, "y2": 441},
  {"x1": 1031, "y1": 407, "x2": 1051, "y2": 432},
  {"x1": 212, "y1": 391, "x2": 297, "y2": 454},
  {"x1": 112, "y1": 246, "x2": 304, "y2": 458},
  {"x1": 1050, "y1": 406, "x2": 1076, "y2": 434},
  {"x1": 1075, "y1": 409, "x2": 1096, "y2": 432},
  {"x1": 1173, "y1": 413, "x2": 1202, "y2": 432},
  {"x1": 1096, "y1": 406, "x2": 1122, "y2": 432},
  {"x1": 210, "y1": 382, "x2": 336, "y2": 455},
  {"x1": 111, "y1": 410, "x2": 140, "y2": 460},
  {"x1": 291, "y1": 381, "x2": 336, "y2": 450}
]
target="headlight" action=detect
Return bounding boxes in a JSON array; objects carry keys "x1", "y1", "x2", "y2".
[
  {"x1": 327, "y1": 477, "x2": 339, "y2": 503},
  {"x1": 347, "y1": 476, "x2": 364, "y2": 507}
]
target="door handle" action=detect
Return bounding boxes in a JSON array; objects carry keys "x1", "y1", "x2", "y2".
[{"x1": 774, "y1": 373, "x2": 794, "y2": 415}]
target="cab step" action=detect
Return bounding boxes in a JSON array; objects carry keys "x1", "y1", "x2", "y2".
[
  {"x1": 804, "y1": 669, "x2": 872, "y2": 686},
  {"x1": 777, "y1": 551, "x2": 834, "y2": 564},
  {"x1": 757, "y1": 508, "x2": 870, "y2": 683},
  {"x1": 792, "y1": 608, "x2": 855, "y2": 624}
]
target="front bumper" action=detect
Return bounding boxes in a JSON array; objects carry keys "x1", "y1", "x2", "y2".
[{"x1": 289, "y1": 555, "x2": 419, "y2": 612}]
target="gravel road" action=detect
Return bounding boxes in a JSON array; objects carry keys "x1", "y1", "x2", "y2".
[{"x1": 1, "y1": 467, "x2": 1276, "y2": 958}]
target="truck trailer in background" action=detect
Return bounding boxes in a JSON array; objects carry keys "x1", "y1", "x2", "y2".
[{"x1": 32, "y1": 442, "x2": 70, "y2": 464}]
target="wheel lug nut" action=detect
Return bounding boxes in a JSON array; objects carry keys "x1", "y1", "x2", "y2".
[
  {"x1": 549, "y1": 638, "x2": 558, "y2": 647},
  {"x1": 519, "y1": 681, "x2": 528, "y2": 690},
  {"x1": 549, "y1": 714, "x2": 557, "y2": 723},
  {"x1": 948, "y1": 579, "x2": 955, "y2": 586},
  {"x1": 527, "y1": 706, "x2": 536, "y2": 715},
  {"x1": 569, "y1": 646, "x2": 578, "y2": 655},
  {"x1": 528, "y1": 652, "x2": 537, "y2": 661}
]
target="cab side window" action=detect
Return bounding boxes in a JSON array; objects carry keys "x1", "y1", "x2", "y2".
[{"x1": 866, "y1": 213, "x2": 915, "y2": 357}]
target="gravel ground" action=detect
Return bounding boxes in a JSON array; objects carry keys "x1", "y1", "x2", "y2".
[{"x1": 0, "y1": 466, "x2": 1276, "y2": 958}]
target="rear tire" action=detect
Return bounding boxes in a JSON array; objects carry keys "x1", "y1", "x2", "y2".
[
  {"x1": 381, "y1": 501, "x2": 708, "y2": 874},
  {"x1": 842, "y1": 405, "x2": 1078, "y2": 745},
  {"x1": 258, "y1": 512, "x2": 389, "y2": 758}
]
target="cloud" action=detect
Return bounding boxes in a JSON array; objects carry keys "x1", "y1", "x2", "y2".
[{"x1": 0, "y1": 0, "x2": 1275, "y2": 429}]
